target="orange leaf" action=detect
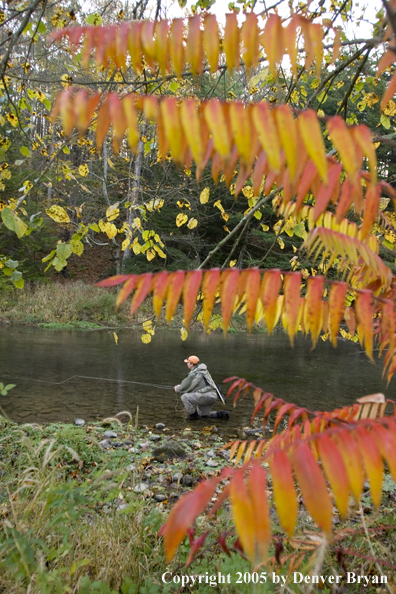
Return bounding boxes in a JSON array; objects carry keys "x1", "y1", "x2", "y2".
[
  {"x1": 241, "y1": 12, "x2": 259, "y2": 72},
  {"x1": 360, "y1": 184, "x2": 380, "y2": 240},
  {"x1": 164, "y1": 478, "x2": 218, "y2": 561},
  {"x1": 243, "y1": 268, "x2": 261, "y2": 332},
  {"x1": 202, "y1": 268, "x2": 220, "y2": 330},
  {"x1": 95, "y1": 274, "x2": 130, "y2": 287},
  {"x1": 130, "y1": 273, "x2": 152, "y2": 316},
  {"x1": 274, "y1": 105, "x2": 297, "y2": 182},
  {"x1": 96, "y1": 98, "x2": 111, "y2": 152},
  {"x1": 165, "y1": 271, "x2": 185, "y2": 322},
  {"x1": 331, "y1": 27, "x2": 341, "y2": 65},
  {"x1": 295, "y1": 160, "x2": 318, "y2": 213},
  {"x1": 298, "y1": 110, "x2": 328, "y2": 183},
  {"x1": 304, "y1": 276, "x2": 324, "y2": 348},
  {"x1": 328, "y1": 281, "x2": 348, "y2": 346},
  {"x1": 291, "y1": 441, "x2": 333, "y2": 534},
  {"x1": 317, "y1": 435, "x2": 350, "y2": 517},
  {"x1": 273, "y1": 403, "x2": 295, "y2": 433},
  {"x1": 229, "y1": 102, "x2": 251, "y2": 164},
  {"x1": 223, "y1": 13, "x2": 240, "y2": 72},
  {"x1": 186, "y1": 15, "x2": 203, "y2": 76},
  {"x1": 115, "y1": 23, "x2": 128, "y2": 70},
  {"x1": 180, "y1": 99, "x2": 205, "y2": 166},
  {"x1": 286, "y1": 17, "x2": 299, "y2": 77},
  {"x1": 219, "y1": 269, "x2": 239, "y2": 333},
  {"x1": 327, "y1": 116, "x2": 359, "y2": 184},
  {"x1": 352, "y1": 125, "x2": 377, "y2": 185},
  {"x1": 152, "y1": 271, "x2": 169, "y2": 318},
  {"x1": 108, "y1": 93, "x2": 126, "y2": 153},
  {"x1": 313, "y1": 163, "x2": 342, "y2": 221},
  {"x1": 248, "y1": 463, "x2": 271, "y2": 562},
  {"x1": 183, "y1": 270, "x2": 202, "y2": 329},
  {"x1": 116, "y1": 275, "x2": 136, "y2": 309},
  {"x1": 354, "y1": 290, "x2": 374, "y2": 361},
  {"x1": 335, "y1": 179, "x2": 354, "y2": 223},
  {"x1": 170, "y1": 19, "x2": 185, "y2": 78},
  {"x1": 370, "y1": 424, "x2": 396, "y2": 484},
  {"x1": 269, "y1": 450, "x2": 297, "y2": 537},
  {"x1": 354, "y1": 427, "x2": 384, "y2": 508},
  {"x1": 229, "y1": 470, "x2": 255, "y2": 562},
  {"x1": 204, "y1": 100, "x2": 231, "y2": 160},
  {"x1": 381, "y1": 73, "x2": 396, "y2": 109},
  {"x1": 262, "y1": 14, "x2": 283, "y2": 78},
  {"x1": 203, "y1": 15, "x2": 219, "y2": 74},
  {"x1": 141, "y1": 20, "x2": 156, "y2": 69},
  {"x1": 59, "y1": 88, "x2": 75, "y2": 136},
  {"x1": 122, "y1": 95, "x2": 140, "y2": 151},
  {"x1": 377, "y1": 50, "x2": 394, "y2": 75},
  {"x1": 252, "y1": 151, "x2": 267, "y2": 195},
  {"x1": 234, "y1": 441, "x2": 247, "y2": 465},
  {"x1": 309, "y1": 23, "x2": 323, "y2": 78},
  {"x1": 155, "y1": 19, "x2": 169, "y2": 76},
  {"x1": 260, "y1": 269, "x2": 282, "y2": 334},
  {"x1": 344, "y1": 307, "x2": 356, "y2": 337},
  {"x1": 283, "y1": 272, "x2": 302, "y2": 345},
  {"x1": 160, "y1": 98, "x2": 184, "y2": 163},
  {"x1": 252, "y1": 102, "x2": 282, "y2": 173},
  {"x1": 142, "y1": 95, "x2": 159, "y2": 121}
]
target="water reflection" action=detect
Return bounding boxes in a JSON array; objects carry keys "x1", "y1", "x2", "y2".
[{"x1": 0, "y1": 326, "x2": 394, "y2": 437}]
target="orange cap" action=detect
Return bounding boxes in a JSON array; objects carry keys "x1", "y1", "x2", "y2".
[{"x1": 184, "y1": 355, "x2": 199, "y2": 365}]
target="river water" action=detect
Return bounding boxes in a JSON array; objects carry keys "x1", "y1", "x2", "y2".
[{"x1": 0, "y1": 326, "x2": 394, "y2": 437}]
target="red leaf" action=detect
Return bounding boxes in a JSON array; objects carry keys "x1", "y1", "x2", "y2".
[
  {"x1": 164, "y1": 478, "x2": 218, "y2": 561},
  {"x1": 360, "y1": 184, "x2": 380, "y2": 240},
  {"x1": 291, "y1": 441, "x2": 333, "y2": 534},
  {"x1": 313, "y1": 163, "x2": 342, "y2": 221},
  {"x1": 165, "y1": 271, "x2": 185, "y2": 322},
  {"x1": 317, "y1": 435, "x2": 350, "y2": 517},
  {"x1": 269, "y1": 450, "x2": 298, "y2": 537},
  {"x1": 335, "y1": 179, "x2": 355, "y2": 223},
  {"x1": 183, "y1": 270, "x2": 202, "y2": 329},
  {"x1": 219, "y1": 269, "x2": 239, "y2": 333},
  {"x1": 95, "y1": 274, "x2": 131, "y2": 287},
  {"x1": 202, "y1": 268, "x2": 220, "y2": 330},
  {"x1": 260, "y1": 269, "x2": 282, "y2": 334},
  {"x1": 354, "y1": 290, "x2": 374, "y2": 361},
  {"x1": 295, "y1": 160, "x2": 318, "y2": 213},
  {"x1": 116, "y1": 276, "x2": 136, "y2": 309},
  {"x1": 130, "y1": 273, "x2": 152, "y2": 316},
  {"x1": 152, "y1": 271, "x2": 170, "y2": 318},
  {"x1": 328, "y1": 282, "x2": 348, "y2": 346}
]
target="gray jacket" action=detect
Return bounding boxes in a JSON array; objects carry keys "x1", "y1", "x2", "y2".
[{"x1": 176, "y1": 363, "x2": 218, "y2": 397}]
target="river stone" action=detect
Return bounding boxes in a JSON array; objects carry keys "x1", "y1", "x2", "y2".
[
  {"x1": 125, "y1": 464, "x2": 135, "y2": 471},
  {"x1": 206, "y1": 459, "x2": 218, "y2": 467},
  {"x1": 181, "y1": 475, "x2": 194, "y2": 486},
  {"x1": 134, "y1": 483, "x2": 149, "y2": 493},
  {"x1": 117, "y1": 503, "x2": 129, "y2": 511},
  {"x1": 207, "y1": 449, "x2": 215, "y2": 458},
  {"x1": 128, "y1": 447, "x2": 137, "y2": 454},
  {"x1": 154, "y1": 493, "x2": 167, "y2": 502},
  {"x1": 74, "y1": 418, "x2": 85, "y2": 426},
  {"x1": 104, "y1": 430, "x2": 118, "y2": 439},
  {"x1": 152, "y1": 440, "x2": 187, "y2": 462},
  {"x1": 149, "y1": 434, "x2": 161, "y2": 442},
  {"x1": 139, "y1": 441, "x2": 151, "y2": 449},
  {"x1": 124, "y1": 440, "x2": 133, "y2": 445},
  {"x1": 99, "y1": 439, "x2": 112, "y2": 450},
  {"x1": 244, "y1": 428, "x2": 262, "y2": 436},
  {"x1": 172, "y1": 472, "x2": 183, "y2": 482},
  {"x1": 155, "y1": 423, "x2": 166, "y2": 430}
]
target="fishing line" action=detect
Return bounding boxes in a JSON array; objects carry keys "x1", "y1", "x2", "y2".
[{"x1": 1, "y1": 374, "x2": 174, "y2": 390}]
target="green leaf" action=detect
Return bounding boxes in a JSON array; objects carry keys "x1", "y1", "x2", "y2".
[
  {"x1": 1, "y1": 207, "x2": 28, "y2": 238},
  {"x1": 169, "y1": 81, "x2": 179, "y2": 93},
  {"x1": 37, "y1": 20, "x2": 46, "y2": 34},
  {"x1": 382, "y1": 238, "x2": 395, "y2": 250},
  {"x1": 20, "y1": 146, "x2": 31, "y2": 157},
  {"x1": 42, "y1": 250, "x2": 56, "y2": 263},
  {"x1": 85, "y1": 13, "x2": 102, "y2": 25},
  {"x1": 89, "y1": 223, "x2": 100, "y2": 232},
  {"x1": 10, "y1": 270, "x2": 22, "y2": 282},
  {"x1": 56, "y1": 242, "x2": 73, "y2": 260},
  {"x1": 4, "y1": 259, "x2": 18, "y2": 269},
  {"x1": 13, "y1": 278, "x2": 24, "y2": 289},
  {"x1": 43, "y1": 98, "x2": 51, "y2": 111},
  {"x1": 294, "y1": 222, "x2": 307, "y2": 240},
  {"x1": 380, "y1": 113, "x2": 391, "y2": 129},
  {"x1": 53, "y1": 257, "x2": 67, "y2": 271},
  {"x1": 2, "y1": 267, "x2": 12, "y2": 276},
  {"x1": 63, "y1": 146, "x2": 70, "y2": 155},
  {"x1": 5, "y1": 384, "x2": 16, "y2": 390}
]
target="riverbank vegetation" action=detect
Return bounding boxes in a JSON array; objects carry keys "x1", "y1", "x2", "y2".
[{"x1": 1, "y1": 415, "x2": 396, "y2": 594}]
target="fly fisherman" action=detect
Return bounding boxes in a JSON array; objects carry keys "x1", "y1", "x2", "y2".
[{"x1": 174, "y1": 355, "x2": 230, "y2": 420}]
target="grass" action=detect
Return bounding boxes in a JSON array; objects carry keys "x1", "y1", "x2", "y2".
[{"x1": 1, "y1": 414, "x2": 396, "y2": 594}]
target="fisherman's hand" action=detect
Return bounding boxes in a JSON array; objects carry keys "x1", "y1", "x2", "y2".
[{"x1": 174, "y1": 385, "x2": 180, "y2": 392}]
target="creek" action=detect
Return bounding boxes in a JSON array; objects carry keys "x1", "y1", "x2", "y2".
[{"x1": 0, "y1": 326, "x2": 394, "y2": 438}]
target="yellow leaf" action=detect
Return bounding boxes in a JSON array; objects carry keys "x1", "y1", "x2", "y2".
[
  {"x1": 180, "y1": 327, "x2": 188, "y2": 341},
  {"x1": 106, "y1": 202, "x2": 120, "y2": 221},
  {"x1": 132, "y1": 243, "x2": 141, "y2": 255},
  {"x1": 107, "y1": 157, "x2": 114, "y2": 168},
  {"x1": 229, "y1": 260, "x2": 237, "y2": 267},
  {"x1": 141, "y1": 333, "x2": 152, "y2": 344},
  {"x1": 113, "y1": 332, "x2": 118, "y2": 344},
  {"x1": 78, "y1": 164, "x2": 89, "y2": 177},
  {"x1": 46, "y1": 205, "x2": 70, "y2": 224},
  {"x1": 154, "y1": 244, "x2": 166, "y2": 258},
  {"x1": 146, "y1": 248, "x2": 156, "y2": 261},
  {"x1": 277, "y1": 237, "x2": 285, "y2": 249},
  {"x1": 176, "y1": 213, "x2": 188, "y2": 227},
  {"x1": 261, "y1": 224, "x2": 269, "y2": 231},
  {"x1": 121, "y1": 238, "x2": 130, "y2": 251},
  {"x1": 143, "y1": 320, "x2": 155, "y2": 335},
  {"x1": 200, "y1": 187, "x2": 210, "y2": 204},
  {"x1": 221, "y1": 212, "x2": 229, "y2": 222},
  {"x1": 213, "y1": 199, "x2": 224, "y2": 213},
  {"x1": 254, "y1": 211, "x2": 262, "y2": 220},
  {"x1": 187, "y1": 217, "x2": 198, "y2": 229},
  {"x1": 70, "y1": 239, "x2": 83, "y2": 255}
]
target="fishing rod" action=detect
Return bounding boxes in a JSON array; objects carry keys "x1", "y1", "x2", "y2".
[{"x1": 1, "y1": 374, "x2": 174, "y2": 390}]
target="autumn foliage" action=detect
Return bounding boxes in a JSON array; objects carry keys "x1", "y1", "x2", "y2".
[{"x1": 50, "y1": 2, "x2": 396, "y2": 568}]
